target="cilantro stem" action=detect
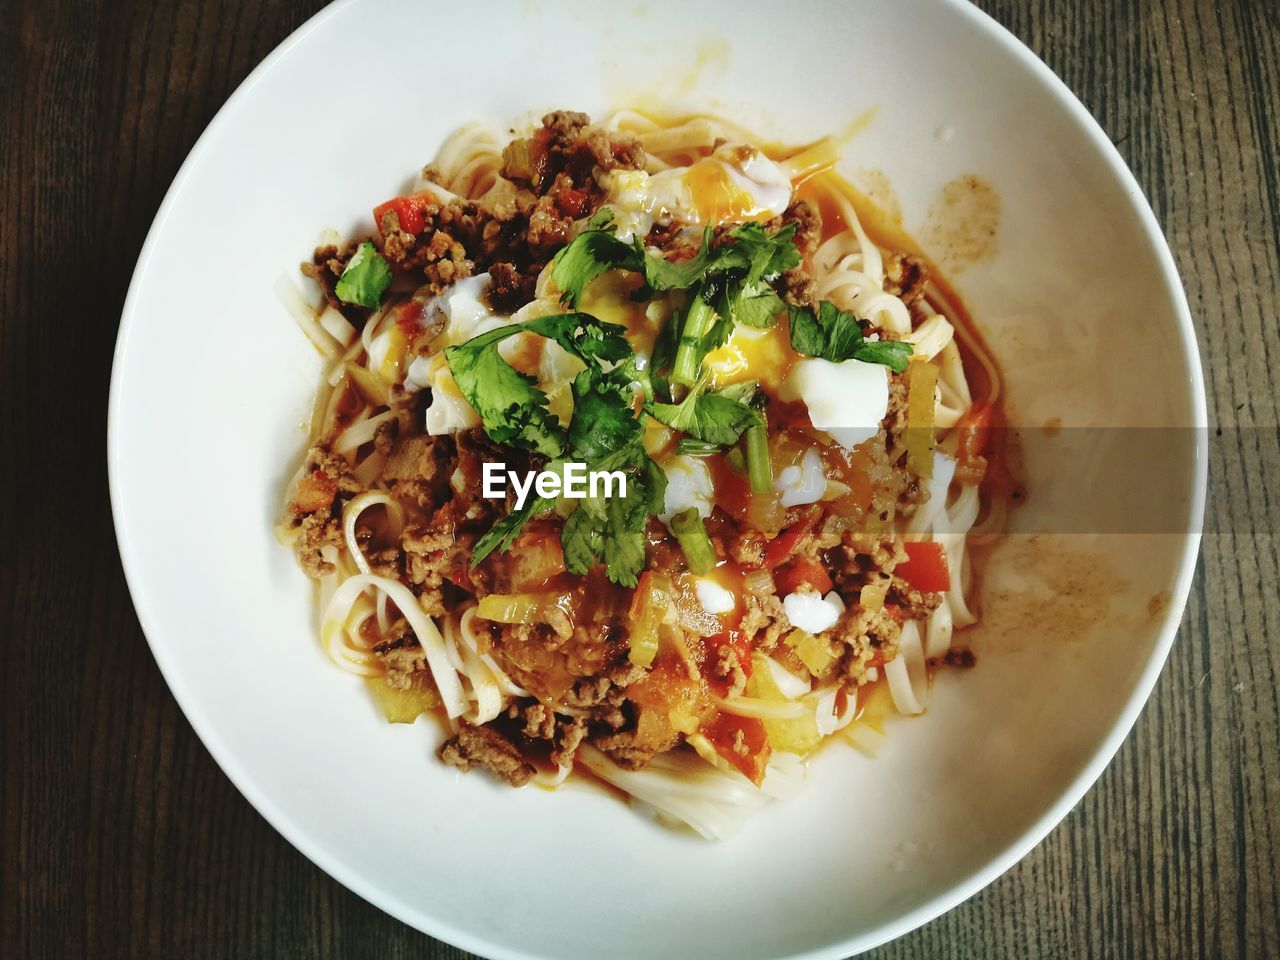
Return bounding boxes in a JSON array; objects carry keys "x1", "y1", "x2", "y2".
[
  {"x1": 744, "y1": 420, "x2": 772, "y2": 494},
  {"x1": 671, "y1": 291, "x2": 715, "y2": 387},
  {"x1": 671, "y1": 508, "x2": 716, "y2": 574}
]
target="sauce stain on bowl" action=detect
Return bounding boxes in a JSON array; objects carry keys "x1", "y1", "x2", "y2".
[
  {"x1": 968, "y1": 533, "x2": 1127, "y2": 655},
  {"x1": 923, "y1": 174, "x2": 1001, "y2": 273}
]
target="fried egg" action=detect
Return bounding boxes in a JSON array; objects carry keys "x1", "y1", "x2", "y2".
[{"x1": 599, "y1": 143, "x2": 793, "y2": 241}]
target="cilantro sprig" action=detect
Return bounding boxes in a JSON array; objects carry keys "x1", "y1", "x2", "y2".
[
  {"x1": 454, "y1": 316, "x2": 662, "y2": 586},
  {"x1": 787, "y1": 301, "x2": 914, "y2": 373},
  {"x1": 646, "y1": 377, "x2": 762, "y2": 448},
  {"x1": 550, "y1": 221, "x2": 798, "y2": 311},
  {"x1": 549, "y1": 219, "x2": 800, "y2": 391},
  {"x1": 443, "y1": 312, "x2": 630, "y2": 458}
]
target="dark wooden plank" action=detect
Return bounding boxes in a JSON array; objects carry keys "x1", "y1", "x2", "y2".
[{"x1": 0, "y1": 1, "x2": 1275, "y2": 958}]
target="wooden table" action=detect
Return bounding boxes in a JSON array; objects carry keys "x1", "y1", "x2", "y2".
[{"x1": 2, "y1": 1, "x2": 1276, "y2": 957}]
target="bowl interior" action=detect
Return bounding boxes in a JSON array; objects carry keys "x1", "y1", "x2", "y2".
[{"x1": 109, "y1": 1, "x2": 1203, "y2": 957}]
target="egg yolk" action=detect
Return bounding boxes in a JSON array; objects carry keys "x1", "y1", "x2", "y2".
[
  {"x1": 578, "y1": 268, "x2": 674, "y2": 360},
  {"x1": 704, "y1": 322, "x2": 795, "y2": 391},
  {"x1": 685, "y1": 158, "x2": 771, "y2": 223}
]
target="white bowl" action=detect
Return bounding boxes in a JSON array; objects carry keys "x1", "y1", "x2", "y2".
[{"x1": 108, "y1": 0, "x2": 1206, "y2": 957}]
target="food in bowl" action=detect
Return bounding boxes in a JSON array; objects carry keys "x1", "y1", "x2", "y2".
[{"x1": 276, "y1": 109, "x2": 1013, "y2": 839}]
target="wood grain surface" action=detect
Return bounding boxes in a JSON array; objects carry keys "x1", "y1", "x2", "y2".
[{"x1": 2, "y1": 1, "x2": 1276, "y2": 957}]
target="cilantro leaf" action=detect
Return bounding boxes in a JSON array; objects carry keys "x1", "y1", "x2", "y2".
[
  {"x1": 443, "y1": 312, "x2": 632, "y2": 457},
  {"x1": 640, "y1": 450, "x2": 668, "y2": 513},
  {"x1": 646, "y1": 377, "x2": 762, "y2": 447},
  {"x1": 559, "y1": 452, "x2": 656, "y2": 588},
  {"x1": 549, "y1": 219, "x2": 801, "y2": 311},
  {"x1": 640, "y1": 227, "x2": 719, "y2": 291},
  {"x1": 550, "y1": 231, "x2": 642, "y2": 307},
  {"x1": 567, "y1": 366, "x2": 643, "y2": 464},
  {"x1": 725, "y1": 221, "x2": 801, "y2": 282},
  {"x1": 444, "y1": 330, "x2": 566, "y2": 457},
  {"x1": 787, "y1": 300, "x2": 864, "y2": 360},
  {"x1": 466, "y1": 324, "x2": 656, "y2": 579},
  {"x1": 560, "y1": 505, "x2": 604, "y2": 575},
  {"x1": 586, "y1": 207, "x2": 617, "y2": 231},
  {"x1": 853, "y1": 339, "x2": 915, "y2": 373},
  {"x1": 557, "y1": 363, "x2": 664, "y2": 587},
  {"x1": 335, "y1": 242, "x2": 392, "y2": 309},
  {"x1": 522, "y1": 312, "x2": 632, "y2": 369},
  {"x1": 787, "y1": 300, "x2": 914, "y2": 372},
  {"x1": 717, "y1": 278, "x2": 786, "y2": 329}
]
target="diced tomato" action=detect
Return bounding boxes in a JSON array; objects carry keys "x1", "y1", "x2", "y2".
[
  {"x1": 706, "y1": 455, "x2": 753, "y2": 523},
  {"x1": 755, "y1": 505, "x2": 823, "y2": 569},
  {"x1": 555, "y1": 186, "x2": 591, "y2": 218},
  {"x1": 774, "y1": 557, "x2": 834, "y2": 596},
  {"x1": 896, "y1": 541, "x2": 951, "y2": 593},
  {"x1": 702, "y1": 712, "x2": 771, "y2": 785},
  {"x1": 373, "y1": 191, "x2": 436, "y2": 236}
]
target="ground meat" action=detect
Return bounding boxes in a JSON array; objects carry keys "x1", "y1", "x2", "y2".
[
  {"x1": 832, "y1": 605, "x2": 904, "y2": 686},
  {"x1": 560, "y1": 675, "x2": 613, "y2": 709},
  {"x1": 315, "y1": 111, "x2": 643, "y2": 319},
  {"x1": 509, "y1": 700, "x2": 556, "y2": 739},
  {"x1": 728, "y1": 527, "x2": 766, "y2": 567},
  {"x1": 503, "y1": 110, "x2": 645, "y2": 196},
  {"x1": 486, "y1": 260, "x2": 539, "y2": 313},
  {"x1": 740, "y1": 589, "x2": 789, "y2": 653},
  {"x1": 581, "y1": 124, "x2": 645, "y2": 172},
  {"x1": 377, "y1": 196, "x2": 494, "y2": 292},
  {"x1": 543, "y1": 109, "x2": 591, "y2": 144},
  {"x1": 438, "y1": 721, "x2": 535, "y2": 787},
  {"x1": 551, "y1": 719, "x2": 589, "y2": 767},
  {"x1": 360, "y1": 542, "x2": 402, "y2": 579},
  {"x1": 642, "y1": 221, "x2": 705, "y2": 261},
  {"x1": 526, "y1": 183, "x2": 575, "y2": 257},
  {"x1": 473, "y1": 176, "x2": 529, "y2": 222},
  {"x1": 373, "y1": 627, "x2": 429, "y2": 690},
  {"x1": 583, "y1": 684, "x2": 630, "y2": 731},
  {"x1": 712, "y1": 644, "x2": 749, "y2": 697},
  {"x1": 884, "y1": 252, "x2": 929, "y2": 319},
  {"x1": 887, "y1": 576, "x2": 943, "y2": 618},
  {"x1": 884, "y1": 374, "x2": 908, "y2": 448},
  {"x1": 770, "y1": 199, "x2": 823, "y2": 306},
  {"x1": 301, "y1": 243, "x2": 368, "y2": 325},
  {"x1": 401, "y1": 521, "x2": 461, "y2": 616},
  {"x1": 283, "y1": 445, "x2": 364, "y2": 578},
  {"x1": 507, "y1": 700, "x2": 590, "y2": 766},
  {"x1": 830, "y1": 531, "x2": 907, "y2": 588},
  {"x1": 379, "y1": 433, "x2": 456, "y2": 511},
  {"x1": 593, "y1": 721, "x2": 680, "y2": 770}
]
